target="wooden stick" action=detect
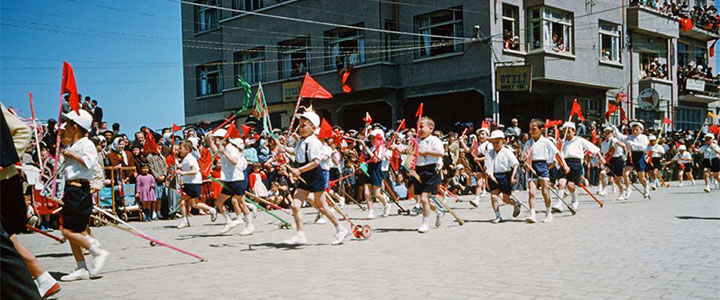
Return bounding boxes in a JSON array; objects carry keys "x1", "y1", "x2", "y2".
[
  {"x1": 26, "y1": 225, "x2": 66, "y2": 244},
  {"x1": 430, "y1": 196, "x2": 464, "y2": 225}
]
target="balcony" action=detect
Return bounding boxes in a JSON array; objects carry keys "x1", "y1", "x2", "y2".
[
  {"x1": 525, "y1": 50, "x2": 623, "y2": 89},
  {"x1": 679, "y1": 26, "x2": 720, "y2": 42},
  {"x1": 638, "y1": 77, "x2": 673, "y2": 101},
  {"x1": 627, "y1": 6, "x2": 679, "y2": 39},
  {"x1": 680, "y1": 78, "x2": 720, "y2": 104}
]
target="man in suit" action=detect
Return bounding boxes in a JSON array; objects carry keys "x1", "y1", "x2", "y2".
[{"x1": 91, "y1": 100, "x2": 103, "y2": 123}]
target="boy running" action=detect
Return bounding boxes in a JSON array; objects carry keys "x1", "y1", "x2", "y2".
[
  {"x1": 699, "y1": 134, "x2": 720, "y2": 192},
  {"x1": 524, "y1": 119, "x2": 568, "y2": 223},
  {"x1": 175, "y1": 140, "x2": 217, "y2": 228},
  {"x1": 601, "y1": 127, "x2": 628, "y2": 200},
  {"x1": 484, "y1": 130, "x2": 522, "y2": 223},
  {"x1": 553, "y1": 122, "x2": 602, "y2": 213}
]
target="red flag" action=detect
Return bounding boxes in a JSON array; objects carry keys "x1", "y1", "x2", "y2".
[
  {"x1": 680, "y1": 18, "x2": 693, "y2": 31},
  {"x1": 143, "y1": 129, "x2": 160, "y2": 155},
  {"x1": 591, "y1": 128, "x2": 597, "y2": 144},
  {"x1": 619, "y1": 107, "x2": 627, "y2": 122},
  {"x1": 341, "y1": 69, "x2": 352, "y2": 93},
  {"x1": 390, "y1": 149, "x2": 400, "y2": 171},
  {"x1": 555, "y1": 126, "x2": 562, "y2": 151},
  {"x1": 225, "y1": 123, "x2": 241, "y2": 138},
  {"x1": 61, "y1": 62, "x2": 79, "y2": 113},
  {"x1": 317, "y1": 118, "x2": 334, "y2": 139},
  {"x1": 299, "y1": 73, "x2": 333, "y2": 99},
  {"x1": 363, "y1": 112, "x2": 372, "y2": 124},
  {"x1": 545, "y1": 119, "x2": 563, "y2": 128},
  {"x1": 172, "y1": 123, "x2": 182, "y2": 132},
  {"x1": 709, "y1": 124, "x2": 720, "y2": 135},
  {"x1": 663, "y1": 117, "x2": 672, "y2": 124},
  {"x1": 198, "y1": 147, "x2": 213, "y2": 178},
  {"x1": 398, "y1": 119, "x2": 406, "y2": 131},
  {"x1": 240, "y1": 124, "x2": 251, "y2": 139},
  {"x1": 481, "y1": 120, "x2": 490, "y2": 129},
  {"x1": 415, "y1": 103, "x2": 424, "y2": 118},
  {"x1": 711, "y1": 40, "x2": 717, "y2": 57},
  {"x1": 570, "y1": 99, "x2": 585, "y2": 121}
]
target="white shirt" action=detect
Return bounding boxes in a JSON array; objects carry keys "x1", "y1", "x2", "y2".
[
  {"x1": 478, "y1": 141, "x2": 491, "y2": 156},
  {"x1": 319, "y1": 144, "x2": 333, "y2": 171},
  {"x1": 485, "y1": 146, "x2": 519, "y2": 174},
  {"x1": 562, "y1": 136, "x2": 600, "y2": 159},
  {"x1": 219, "y1": 144, "x2": 246, "y2": 181},
  {"x1": 181, "y1": 154, "x2": 202, "y2": 184},
  {"x1": 295, "y1": 135, "x2": 322, "y2": 164},
  {"x1": 673, "y1": 151, "x2": 693, "y2": 164},
  {"x1": 700, "y1": 142, "x2": 720, "y2": 159},
  {"x1": 62, "y1": 137, "x2": 97, "y2": 181},
  {"x1": 601, "y1": 137, "x2": 626, "y2": 158},
  {"x1": 614, "y1": 127, "x2": 649, "y2": 152},
  {"x1": 416, "y1": 135, "x2": 444, "y2": 167},
  {"x1": 380, "y1": 149, "x2": 392, "y2": 172},
  {"x1": 524, "y1": 136, "x2": 559, "y2": 164},
  {"x1": 649, "y1": 144, "x2": 665, "y2": 158}
]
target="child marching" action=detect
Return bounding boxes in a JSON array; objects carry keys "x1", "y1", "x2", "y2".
[
  {"x1": 524, "y1": 119, "x2": 568, "y2": 223},
  {"x1": 612, "y1": 121, "x2": 651, "y2": 198},
  {"x1": 175, "y1": 140, "x2": 218, "y2": 229},
  {"x1": 699, "y1": 134, "x2": 720, "y2": 192},
  {"x1": 407, "y1": 117, "x2": 446, "y2": 233},
  {"x1": 601, "y1": 126, "x2": 628, "y2": 200},
  {"x1": 484, "y1": 130, "x2": 522, "y2": 223},
  {"x1": 553, "y1": 122, "x2": 602, "y2": 213}
]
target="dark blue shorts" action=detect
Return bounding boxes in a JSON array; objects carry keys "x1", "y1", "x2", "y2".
[
  {"x1": 630, "y1": 151, "x2": 647, "y2": 172},
  {"x1": 411, "y1": 164, "x2": 441, "y2": 195},
  {"x1": 221, "y1": 180, "x2": 246, "y2": 196},
  {"x1": 560, "y1": 158, "x2": 583, "y2": 185},
  {"x1": 182, "y1": 183, "x2": 202, "y2": 198},
  {"x1": 608, "y1": 157, "x2": 625, "y2": 177},
  {"x1": 530, "y1": 161, "x2": 550, "y2": 181},
  {"x1": 61, "y1": 182, "x2": 92, "y2": 233},
  {"x1": 367, "y1": 162, "x2": 385, "y2": 187},
  {"x1": 648, "y1": 157, "x2": 661, "y2": 171},
  {"x1": 489, "y1": 172, "x2": 513, "y2": 195},
  {"x1": 322, "y1": 170, "x2": 330, "y2": 189},
  {"x1": 297, "y1": 165, "x2": 327, "y2": 192}
]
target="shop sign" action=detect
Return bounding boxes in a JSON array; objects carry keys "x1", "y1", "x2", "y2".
[{"x1": 496, "y1": 65, "x2": 532, "y2": 91}]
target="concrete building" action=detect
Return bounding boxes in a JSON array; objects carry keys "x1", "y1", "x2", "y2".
[{"x1": 181, "y1": 0, "x2": 720, "y2": 131}]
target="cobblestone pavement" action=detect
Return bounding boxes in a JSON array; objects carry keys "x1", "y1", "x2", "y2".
[{"x1": 18, "y1": 184, "x2": 720, "y2": 299}]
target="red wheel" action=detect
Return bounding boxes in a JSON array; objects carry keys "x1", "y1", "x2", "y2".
[
  {"x1": 352, "y1": 228, "x2": 361, "y2": 238},
  {"x1": 361, "y1": 225, "x2": 372, "y2": 239}
]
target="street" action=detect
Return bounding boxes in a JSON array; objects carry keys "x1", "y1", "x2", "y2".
[{"x1": 19, "y1": 185, "x2": 720, "y2": 300}]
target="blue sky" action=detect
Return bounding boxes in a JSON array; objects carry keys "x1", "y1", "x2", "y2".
[{"x1": 0, "y1": 0, "x2": 183, "y2": 134}]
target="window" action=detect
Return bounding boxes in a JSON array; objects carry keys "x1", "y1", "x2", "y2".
[
  {"x1": 599, "y1": 22, "x2": 620, "y2": 62},
  {"x1": 195, "y1": 0, "x2": 218, "y2": 32},
  {"x1": 636, "y1": 109, "x2": 662, "y2": 126},
  {"x1": 503, "y1": 4, "x2": 520, "y2": 51},
  {"x1": 197, "y1": 62, "x2": 222, "y2": 97},
  {"x1": 415, "y1": 7, "x2": 464, "y2": 58},
  {"x1": 678, "y1": 43, "x2": 689, "y2": 68},
  {"x1": 384, "y1": 19, "x2": 399, "y2": 62},
  {"x1": 528, "y1": 7, "x2": 573, "y2": 53},
  {"x1": 234, "y1": 48, "x2": 264, "y2": 85},
  {"x1": 325, "y1": 24, "x2": 366, "y2": 70},
  {"x1": 675, "y1": 106, "x2": 704, "y2": 130},
  {"x1": 694, "y1": 47, "x2": 706, "y2": 67},
  {"x1": 639, "y1": 52, "x2": 667, "y2": 79},
  {"x1": 278, "y1": 37, "x2": 310, "y2": 79}
]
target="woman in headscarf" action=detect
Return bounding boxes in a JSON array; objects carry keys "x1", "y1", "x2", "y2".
[{"x1": 105, "y1": 136, "x2": 136, "y2": 183}]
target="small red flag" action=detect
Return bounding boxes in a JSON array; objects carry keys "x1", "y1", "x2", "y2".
[
  {"x1": 61, "y1": 62, "x2": 79, "y2": 113},
  {"x1": 143, "y1": 129, "x2": 160, "y2": 155},
  {"x1": 225, "y1": 123, "x2": 241, "y2": 138},
  {"x1": 663, "y1": 117, "x2": 672, "y2": 124},
  {"x1": 415, "y1": 103, "x2": 424, "y2": 118},
  {"x1": 711, "y1": 40, "x2": 717, "y2": 57},
  {"x1": 591, "y1": 128, "x2": 597, "y2": 144},
  {"x1": 363, "y1": 112, "x2": 372, "y2": 124},
  {"x1": 680, "y1": 18, "x2": 693, "y2": 31},
  {"x1": 317, "y1": 118, "x2": 334, "y2": 139},
  {"x1": 709, "y1": 124, "x2": 720, "y2": 134},
  {"x1": 172, "y1": 123, "x2": 182, "y2": 132},
  {"x1": 299, "y1": 73, "x2": 333, "y2": 99},
  {"x1": 341, "y1": 69, "x2": 352, "y2": 93},
  {"x1": 398, "y1": 119, "x2": 406, "y2": 131},
  {"x1": 570, "y1": 99, "x2": 585, "y2": 121},
  {"x1": 240, "y1": 124, "x2": 252, "y2": 139},
  {"x1": 481, "y1": 120, "x2": 490, "y2": 129}
]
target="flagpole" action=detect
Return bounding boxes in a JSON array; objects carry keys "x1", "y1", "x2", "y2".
[{"x1": 29, "y1": 91, "x2": 43, "y2": 168}]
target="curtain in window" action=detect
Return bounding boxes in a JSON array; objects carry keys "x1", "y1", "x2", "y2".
[
  {"x1": 543, "y1": 21, "x2": 551, "y2": 50},
  {"x1": 422, "y1": 29, "x2": 431, "y2": 56},
  {"x1": 359, "y1": 39, "x2": 365, "y2": 63},
  {"x1": 564, "y1": 25, "x2": 571, "y2": 52},
  {"x1": 282, "y1": 54, "x2": 291, "y2": 78},
  {"x1": 201, "y1": 72, "x2": 207, "y2": 95},
  {"x1": 332, "y1": 43, "x2": 340, "y2": 67}
]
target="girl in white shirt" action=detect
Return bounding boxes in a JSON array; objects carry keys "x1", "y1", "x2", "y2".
[
  {"x1": 175, "y1": 140, "x2": 217, "y2": 229},
  {"x1": 663, "y1": 145, "x2": 694, "y2": 187}
]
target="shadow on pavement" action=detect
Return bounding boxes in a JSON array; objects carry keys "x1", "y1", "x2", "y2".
[
  {"x1": 245, "y1": 242, "x2": 322, "y2": 251},
  {"x1": 36, "y1": 252, "x2": 73, "y2": 258},
  {"x1": 676, "y1": 216, "x2": 720, "y2": 221},
  {"x1": 373, "y1": 227, "x2": 417, "y2": 233}
]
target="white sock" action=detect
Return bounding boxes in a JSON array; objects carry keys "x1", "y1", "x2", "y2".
[
  {"x1": 545, "y1": 207, "x2": 552, "y2": 216},
  {"x1": 530, "y1": 209, "x2": 536, "y2": 216},
  {"x1": 336, "y1": 225, "x2": 344, "y2": 232},
  {"x1": 245, "y1": 214, "x2": 253, "y2": 225},
  {"x1": 571, "y1": 191, "x2": 577, "y2": 202},
  {"x1": 223, "y1": 212, "x2": 231, "y2": 222},
  {"x1": 421, "y1": 217, "x2": 430, "y2": 226},
  {"x1": 495, "y1": 211, "x2": 501, "y2": 218}
]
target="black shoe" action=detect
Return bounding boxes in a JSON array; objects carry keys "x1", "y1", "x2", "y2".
[{"x1": 513, "y1": 201, "x2": 521, "y2": 217}]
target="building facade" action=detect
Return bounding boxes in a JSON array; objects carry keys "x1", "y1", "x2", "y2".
[{"x1": 181, "y1": 0, "x2": 720, "y2": 131}]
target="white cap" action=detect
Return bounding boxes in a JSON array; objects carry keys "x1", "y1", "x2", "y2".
[
  {"x1": 705, "y1": 133, "x2": 715, "y2": 139},
  {"x1": 561, "y1": 122, "x2": 576, "y2": 130},
  {"x1": 489, "y1": 130, "x2": 505, "y2": 140},
  {"x1": 648, "y1": 135, "x2": 657, "y2": 141},
  {"x1": 456, "y1": 164, "x2": 464, "y2": 170},
  {"x1": 603, "y1": 126, "x2": 613, "y2": 132},
  {"x1": 211, "y1": 129, "x2": 227, "y2": 138},
  {"x1": 679, "y1": 145, "x2": 687, "y2": 151},
  {"x1": 371, "y1": 129, "x2": 385, "y2": 140},
  {"x1": 629, "y1": 121, "x2": 644, "y2": 131},
  {"x1": 228, "y1": 138, "x2": 244, "y2": 149},
  {"x1": 477, "y1": 128, "x2": 490, "y2": 135},
  {"x1": 296, "y1": 111, "x2": 320, "y2": 128},
  {"x1": 188, "y1": 136, "x2": 199, "y2": 148},
  {"x1": 62, "y1": 110, "x2": 93, "y2": 132}
]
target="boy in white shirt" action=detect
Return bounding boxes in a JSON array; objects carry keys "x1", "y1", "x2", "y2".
[
  {"x1": 664, "y1": 145, "x2": 694, "y2": 187},
  {"x1": 57, "y1": 110, "x2": 110, "y2": 281},
  {"x1": 523, "y1": 119, "x2": 568, "y2": 223},
  {"x1": 699, "y1": 134, "x2": 720, "y2": 192},
  {"x1": 175, "y1": 140, "x2": 217, "y2": 229},
  {"x1": 484, "y1": 130, "x2": 521, "y2": 223},
  {"x1": 283, "y1": 111, "x2": 348, "y2": 245},
  {"x1": 613, "y1": 121, "x2": 651, "y2": 198},
  {"x1": 207, "y1": 130, "x2": 253, "y2": 235},
  {"x1": 554, "y1": 122, "x2": 602, "y2": 213},
  {"x1": 646, "y1": 135, "x2": 665, "y2": 190},
  {"x1": 601, "y1": 127, "x2": 628, "y2": 200}
]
